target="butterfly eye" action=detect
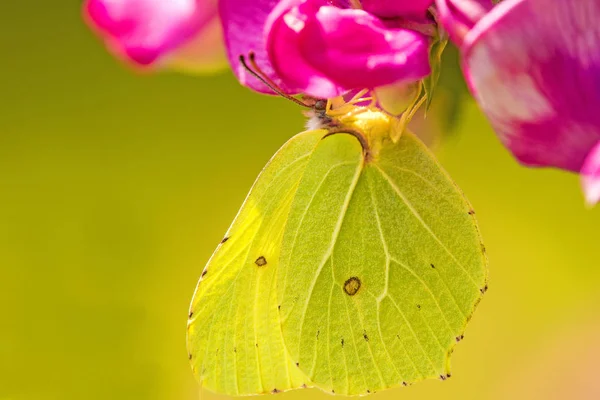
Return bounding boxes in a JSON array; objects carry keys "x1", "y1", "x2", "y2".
[{"x1": 314, "y1": 99, "x2": 327, "y2": 112}]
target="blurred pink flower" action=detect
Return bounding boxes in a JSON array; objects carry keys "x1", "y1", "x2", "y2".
[
  {"x1": 84, "y1": 0, "x2": 226, "y2": 71},
  {"x1": 437, "y1": 0, "x2": 600, "y2": 205}
]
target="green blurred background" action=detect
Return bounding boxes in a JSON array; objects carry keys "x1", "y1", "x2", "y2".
[{"x1": 2, "y1": 3, "x2": 599, "y2": 400}]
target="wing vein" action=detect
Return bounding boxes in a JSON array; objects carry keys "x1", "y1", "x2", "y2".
[
  {"x1": 375, "y1": 300, "x2": 404, "y2": 382},
  {"x1": 368, "y1": 167, "x2": 469, "y2": 325},
  {"x1": 352, "y1": 293, "x2": 387, "y2": 389},
  {"x1": 378, "y1": 163, "x2": 462, "y2": 209},
  {"x1": 389, "y1": 257, "x2": 456, "y2": 336},
  {"x1": 293, "y1": 160, "x2": 363, "y2": 340},
  {"x1": 373, "y1": 165, "x2": 479, "y2": 288},
  {"x1": 280, "y1": 160, "x2": 361, "y2": 321},
  {"x1": 387, "y1": 294, "x2": 439, "y2": 374},
  {"x1": 342, "y1": 289, "x2": 369, "y2": 393},
  {"x1": 327, "y1": 283, "x2": 335, "y2": 391}
]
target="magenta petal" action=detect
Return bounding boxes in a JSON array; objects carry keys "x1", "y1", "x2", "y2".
[
  {"x1": 219, "y1": 0, "x2": 295, "y2": 93},
  {"x1": 461, "y1": 0, "x2": 600, "y2": 172},
  {"x1": 581, "y1": 141, "x2": 600, "y2": 206},
  {"x1": 361, "y1": 0, "x2": 433, "y2": 19},
  {"x1": 266, "y1": 0, "x2": 341, "y2": 97},
  {"x1": 435, "y1": 0, "x2": 494, "y2": 45},
  {"x1": 85, "y1": 0, "x2": 218, "y2": 66},
  {"x1": 267, "y1": 0, "x2": 431, "y2": 98}
]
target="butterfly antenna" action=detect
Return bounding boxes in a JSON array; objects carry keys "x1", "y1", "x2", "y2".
[
  {"x1": 247, "y1": 52, "x2": 283, "y2": 94},
  {"x1": 239, "y1": 52, "x2": 311, "y2": 108}
]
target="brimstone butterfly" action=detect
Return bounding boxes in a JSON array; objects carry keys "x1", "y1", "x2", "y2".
[{"x1": 186, "y1": 99, "x2": 488, "y2": 396}]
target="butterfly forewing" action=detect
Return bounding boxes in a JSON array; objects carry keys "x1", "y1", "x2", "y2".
[{"x1": 186, "y1": 130, "x2": 325, "y2": 395}]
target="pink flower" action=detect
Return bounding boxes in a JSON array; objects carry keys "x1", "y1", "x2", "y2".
[
  {"x1": 264, "y1": 0, "x2": 432, "y2": 98},
  {"x1": 84, "y1": 0, "x2": 226, "y2": 71},
  {"x1": 222, "y1": 0, "x2": 434, "y2": 96},
  {"x1": 437, "y1": 0, "x2": 600, "y2": 205}
]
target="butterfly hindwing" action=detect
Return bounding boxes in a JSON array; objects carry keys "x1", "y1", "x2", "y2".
[{"x1": 277, "y1": 131, "x2": 488, "y2": 395}]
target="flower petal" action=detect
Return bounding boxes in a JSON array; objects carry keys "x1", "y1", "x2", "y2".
[
  {"x1": 361, "y1": 0, "x2": 433, "y2": 19},
  {"x1": 219, "y1": 0, "x2": 294, "y2": 93},
  {"x1": 85, "y1": 0, "x2": 219, "y2": 67},
  {"x1": 461, "y1": 0, "x2": 600, "y2": 172},
  {"x1": 581, "y1": 141, "x2": 600, "y2": 206},
  {"x1": 266, "y1": 0, "x2": 431, "y2": 98},
  {"x1": 168, "y1": 15, "x2": 227, "y2": 73},
  {"x1": 435, "y1": 0, "x2": 494, "y2": 45}
]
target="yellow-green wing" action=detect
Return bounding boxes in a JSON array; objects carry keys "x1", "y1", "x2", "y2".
[
  {"x1": 277, "y1": 131, "x2": 488, "y2": 395},
  {"x1": 186, "y1": 130, "x2": 325, "y2": 395}
]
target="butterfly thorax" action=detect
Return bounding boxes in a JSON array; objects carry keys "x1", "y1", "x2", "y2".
[{"x1": 305, "y1": 94, "x2": 402, "y2": 161}]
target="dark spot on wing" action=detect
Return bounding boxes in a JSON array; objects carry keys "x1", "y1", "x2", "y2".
[
  {"x1": 446, "y1": 373, "x2": 451, "y2": 379},
  {"x1": 480, "y1": 285, "x2": 488, "y2": 294},
  {"x1": 402, "y1": 382, "x2": 408, "y2": 386},
  {"x1": 188, "y1": 353, "x2": 192, "y2": 360},
  {"x1": 456, "y1": 335, "x2": 464, "y2": 342},
  {"x1": 272, "y1": 388, "x2": 280, "y2": 394},
  {"x1": 440, "y1": 375, "x2": 447, "y2": 381},
  {"x1": 332, "y1": 390, "x2": 335, "y2": 394},
  {"x1": 201, "y1": 269, "x2": 207, "y2": 278},
  {"x1": 234, "y1": 347, "x2": 237, "y2": 353},
  {"x1": 221, "y1": 236, "x2": 229, "y2": 244},
  {"x1": 301, "y1": 384, "x2": 307, "y2": 389},
  {"x1": 367, "y1": 390, "x2": 371, "y2": 394},
  {"x1": 416, "y1": 304, "x2": 421, "y2": 310},
  {"x1": 468, "y1": 209, "x2": 475, "y2": 215},
  {"x1": 188, "y1": 311, "x2": 194, "y2": 318},
  {"x1": 363, "y1": 331, "x2": 369, "y2": 342},
  {"x1": 341, "y1": 338, "x2": 345, "y2": 348},
  {"x1": 316, "y1": 330, "x2": 320, "y2": 340},
  {"x1": 430, "y1": 263, "x2": 435, "y2": 269},
  {"x1": 343, "y1": 276, "x2": 361, "y2": 296},
  {"x1": 296, "y1": 362, "x2": 300, "y2": 367},
  {"x1": 255, "y1": 256, "x2": 267, "y2": 267},
  {"x1": 255, "y1": 343, "x2": 259, "y2": 348}
]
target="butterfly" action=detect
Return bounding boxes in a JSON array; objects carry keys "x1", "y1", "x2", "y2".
[{"x1": 186, "y1": 56, "x2": 488, "y2": 396}]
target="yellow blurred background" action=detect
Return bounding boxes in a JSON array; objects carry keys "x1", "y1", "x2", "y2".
[{"x1": 2, "y1": 3, "x2": 599, "y2": 400}]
